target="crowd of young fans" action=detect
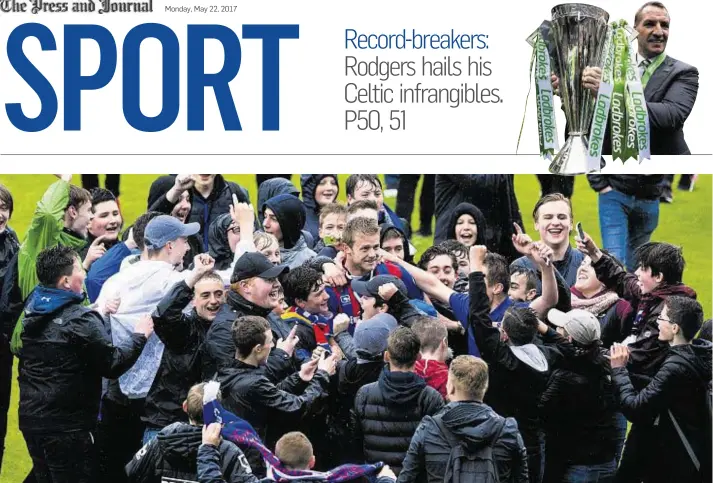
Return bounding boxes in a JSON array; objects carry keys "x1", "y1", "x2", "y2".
[{"x1": 0, "y1": 173, "x2": 710, "y2": 483}]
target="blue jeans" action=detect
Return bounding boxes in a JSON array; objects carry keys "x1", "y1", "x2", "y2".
[
  {"x1": 613, "y1": 412, "x2": 627, "y2": 465},
  {"x1": 598, "y1": 189, "x2": 659, "y2": 271},
  {"x1": 142, "y1": 427, "x2": 161, "y2": 445},
  {"x1": 562, "y1": 460, "x2": 616, "y2": 482}
]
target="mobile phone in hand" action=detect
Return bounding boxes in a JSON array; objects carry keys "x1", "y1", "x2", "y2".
[{"x1": 576, "y1": 222, "x2": 585, "y2": 240}]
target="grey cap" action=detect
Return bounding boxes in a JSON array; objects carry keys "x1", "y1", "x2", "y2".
[
  {"x1": 548, "y1": 309, "x2": 601, "y2": 346},
  {"x1": 353, "y1": 313, "x2": 398, "y2": 360},
  {"x1": 144, "y1": 215, "x2": 200, "y2": 250}
]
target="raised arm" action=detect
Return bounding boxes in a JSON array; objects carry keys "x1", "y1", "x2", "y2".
[{"x1": 378, "y1": 249, "x2": 454, "y2": 304}]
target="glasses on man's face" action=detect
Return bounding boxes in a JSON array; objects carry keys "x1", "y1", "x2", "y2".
[
  {"x1": 228, "y1": 225, "x2": 240, "y2": 234},
  {"x1": 657, "y1": 315, "x2": 672, "y2": 324}
]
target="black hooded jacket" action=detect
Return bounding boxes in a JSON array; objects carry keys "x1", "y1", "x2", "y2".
[
  {"x1": 612, "y1": 340, "x2": 712, "y2": 483},
  {"x1": 257, "y1": 178, "x2": 300, "y2": 225},
  {"x1": 262, "y1": 194, "x2": 307, "y2": 250},
  {"x1": 300, "y1": 175, "x2": 339, "y2": 240},
  {"x1": 434, "y1": 175, "x2": 524, "y2": 262},
  {"x1": 208, "y1": 213, "x2": 234, "y2": 271},
  {"x1": 125, "y1": 422, "x2": 260, "y2": 483},
  {"x1": 397, "y1": 401, "x2": 529, "y2": 483},
  {"x1": 352, "y1": 367, "x2": 444, "y2": 475},
  {"x1": 446, "y1": 202, "x2": 487, "y2": 246},
  {"x1": 0, "y1": 227, "x2": 19, "y2": 339},
  {"x1": 18, "y1": 287, "x2": 146, "y2": 433}
]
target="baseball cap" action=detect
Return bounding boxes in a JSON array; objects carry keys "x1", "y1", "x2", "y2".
[
  {"x1": 144, "y1": 215, "x2": 200, "y2": 250},
  {"x1": 230, "y1": 252, "x2": 288, "y2": 284},
  {"x1": 351, "y1": 275, "x2": 408, "y2": 300},
  {"x1": 353, "y1": 313, "x2": 398, "y2": 361},
  {"x1": 548, "y1": 308, "x2": 601, "y2": 346}
]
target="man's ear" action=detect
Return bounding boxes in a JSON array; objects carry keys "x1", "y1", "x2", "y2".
[
  {"x1": 308, "y1": 455, "x2": 316, "y2": 470},
  {"x1": 182, "y1": 400, "x2": 188, "y2": 415},
  {"x1": 493, "y1": 283, "x2": 504, "y2": 296},
  {"x1": 384, "y1": 351, "x2": 391, "y2": 364},
  {"x1": 526, "y1": 289, "x2": 538, "y2": 302},
  {"x1": 295, "y1": 298, "x2": 307, "y2": 310},
  {"x1": 346, "y1": 195, "x2": 354, "y2": 205},
  {"x1": 378, "y1": 303, "x2": 389, "y2": 315},
  {"x1": 66, "y1": 205, "x2": 77, "y2": 219},
  {"x1": 654, "y1": 272, "x2": 665, "y2": 284}
]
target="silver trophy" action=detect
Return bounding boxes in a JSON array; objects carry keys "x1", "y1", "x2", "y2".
[{"x1": 549, "y1": 4, "x2": 610, "y2": 175}]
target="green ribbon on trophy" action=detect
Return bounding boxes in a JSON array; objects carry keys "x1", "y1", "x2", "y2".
[
  {"x1": 587, "y1": 23, "x2": 615, "y2": 165},
  {"x1": 533, "y1": 33, "x2": 559, "y2": 159},
  {"x1": 599, "y1": 20, "x2": 651, "y2": 163}
]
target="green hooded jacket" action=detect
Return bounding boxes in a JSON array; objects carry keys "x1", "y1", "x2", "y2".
[{"x1": 10, "y1": 179, "x2": 88, "y2": 354}]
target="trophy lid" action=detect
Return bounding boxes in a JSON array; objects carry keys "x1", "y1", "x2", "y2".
[{"x1": 551, "y1": 3, "x2": 610, "y2": 22}]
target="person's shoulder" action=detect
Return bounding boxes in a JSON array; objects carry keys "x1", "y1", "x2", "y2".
[
  {"x1": 666, "y1": 55, "x2": 698, "y2": 74},
  {"x1": 355, "y1": 381, "x2": 379, "y2": 400}
]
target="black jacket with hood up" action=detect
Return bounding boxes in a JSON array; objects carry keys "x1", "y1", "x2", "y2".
[
  {"x1": 445, "y1": 202, "x2": 487, "y2": 247},
  {"x1": 434, "y1": 175, "x2": 524, "y2": 262},
  {"x1": 300, "y1": 175, "x2": 339, "y2": 241},
  {"x1": 18, "y1": 286, "x2": 146, "y2": 433},
  {"x1": 397, "y1": 401, "x2": 529, "y2": 483},
  {"x1": 125, "y1": 421, "x2": 261, "y2": 483},
  {"x1": 263, "y1": 194, "x2": 316, "y2": 269},
  {"x1": 352, "y1": 367, "x2": 444, "y2": 475}
]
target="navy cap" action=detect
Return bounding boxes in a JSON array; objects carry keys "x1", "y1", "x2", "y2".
[
  {"x1": 144, "y1": 215, "x2": 200, "y2": 250},
  {"x1": 351, "y1": 274, "x2": 408, "y2": 300},
  {"x1": 231, "y1": 252, "x2": 288, "y2": 284},
  {"x1": 353, "y1": 313, "x2": 398, "y2": 360}
]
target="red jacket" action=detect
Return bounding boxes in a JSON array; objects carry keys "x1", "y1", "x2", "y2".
[{"x1": 415, "y1": 359, "x2": 448, "y2": 400}]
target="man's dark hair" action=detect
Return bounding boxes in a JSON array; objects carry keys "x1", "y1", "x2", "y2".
[
  {"x1": 634, "y1": 242, "x2": 685, "y2": 284},
  {"x1": 90, "y1": 188, "x2": 117, "y2": 213},
  {"x1": 37, "y1": 245, "x2": 79, "y2": 287},
  {"x1": 532, "y1": 192, "x2": 573, "y2": 221},
  {"x1": 484, "y1": 252, "x2": 509, "y2": 291},
  {"x1": 347, "y1": 199, "x2": 379, "y2": 215},
  {"x1": 438, "y1": 239, "x2": 469, "y2": 262},
  {"x1": 282, "y1": 266, "x2": 323, "y2": 307},
  {"x1": 502, "y1": 306, "x2": 539, "y2": 346},
  {"x1": 0, "y1": 184, "x2": 14, "y2": 218},
  {"x1": 411, "y1": 316, "x2": 447, "y2": 353},
  {"x1": 232, "y1": 316, "x2": 271, "y2": 359},
  {"x1": 67, "y1": 184, "x2": 92, "y2": 211},
  {"x1": 381, "y1": 226, "x2": 405, "y2": 245},
  {"x1": 697, "y1": 319, "x2": 713, "y2": 342},
  {"x1": 386, "y1": 326, "x2": 421, "y2": 368},
  {"x1": 634, "y1": 1, "x2": 668, "y2": 26},
  {"x1": 510, "y1": 266, "x2": 538, "y2": 292},
  {"x1": 665, "y1": 296, "x2": 703, "y2": 342},
  {"x1": 131, "y1": 211, "x2": 163, "y2": 251},
  {"x1": 419, "y1": 245, "x2": 458, "y2": 272},
  {"x1": 345, "y1": 175, "x2": 382, "y2": 198}
]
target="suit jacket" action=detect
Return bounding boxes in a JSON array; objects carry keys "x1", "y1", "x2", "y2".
[{"x1": 603, "y1": 55, "x2": 698, "y2": 155}]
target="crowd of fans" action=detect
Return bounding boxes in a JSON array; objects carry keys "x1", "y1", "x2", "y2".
[{"x1": 0, "y1": 173, "x2": 710, "y2": 483}]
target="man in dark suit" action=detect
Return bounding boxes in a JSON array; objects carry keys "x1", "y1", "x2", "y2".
[{"x1": 581, "y1": 2, "x2": 698, "y2": 268}]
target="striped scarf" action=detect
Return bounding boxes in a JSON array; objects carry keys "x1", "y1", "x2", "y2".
[{"x1": 202, "y1": 382, "x2": 383, "y2": 482}]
